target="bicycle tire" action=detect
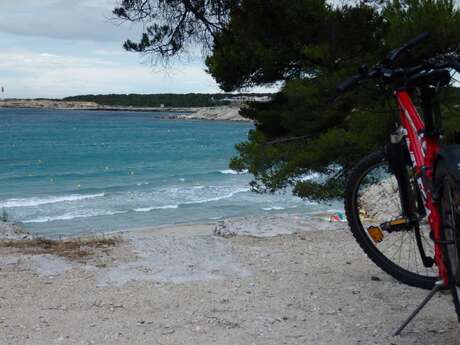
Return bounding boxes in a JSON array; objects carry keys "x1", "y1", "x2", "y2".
[
  {"x1": 439, "y1": 176, "x2": 460, "y2": 320},
  {"x1": 345, "y1": 150, "x2": 437, "y2": 290}
]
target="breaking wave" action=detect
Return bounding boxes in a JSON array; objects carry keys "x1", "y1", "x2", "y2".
[
  {"x1": 134, "y1": 205, "x2": 179, "y2": 212},
  {"x1": 0, "y1": 193, "x2": 105, "y2": 208},
  {"x1": 219, "y1": 169, "x2": 248, "y2": 175},
  {"x1": 23, "y1": 209, "x2": 127, "y2": 223}
]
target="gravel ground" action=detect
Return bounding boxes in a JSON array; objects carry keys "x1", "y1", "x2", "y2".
[{"x1": 0, "y1": 218, "x2": 459, "y2": 345}]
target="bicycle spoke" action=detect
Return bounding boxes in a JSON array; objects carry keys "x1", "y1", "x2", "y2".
[{"x1": 349, "y1": 153, "x2": 437, "y2": 289}]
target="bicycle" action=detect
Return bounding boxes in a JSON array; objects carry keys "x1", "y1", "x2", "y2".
[{"x1": 338, "y1": 32, "x2": 460, "y2": 327}]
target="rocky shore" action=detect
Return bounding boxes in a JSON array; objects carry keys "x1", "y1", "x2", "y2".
[
  {"x1": 0, "y1": 221, "x2": 33, "y2": 240},
  {"x1": 0, "y1": 100, "x2": 251, "y2": 122},
  {"x1": 0, "y1": 214, "x2": 457, "y2": 344},
  {"x1": 171, "y1": 106, "x2": 248, "y2": 122}
]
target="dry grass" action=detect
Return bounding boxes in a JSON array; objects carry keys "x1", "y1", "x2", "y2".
[{"x1": 0, "y1": 237, "x2": 121, "y2": 260}]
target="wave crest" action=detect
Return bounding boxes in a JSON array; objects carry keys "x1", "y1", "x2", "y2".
[
  {"x1": 23, "y1": 209, "x2": 126, "y2": 223},
  {"x1": 262, "y1": 206, "x2": 286, "y2": 211},
  {"x1": 134, "y1": 205, "x2": 179, "y2": 212},
  {"x1": 220, "y1": 169, "x2": 248, "y2": 175},
  {"x1": 0, "y1": 193, "x2": 105, "y2": 208}
]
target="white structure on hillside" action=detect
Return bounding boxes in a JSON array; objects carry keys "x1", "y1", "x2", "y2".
[{"x1": 222, "y1": 95, "x2": 271, "y2": 103}]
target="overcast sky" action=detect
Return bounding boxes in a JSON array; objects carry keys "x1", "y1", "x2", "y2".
[{"x1": 0, "y1": 0, "x2": 222, "y2": 98}]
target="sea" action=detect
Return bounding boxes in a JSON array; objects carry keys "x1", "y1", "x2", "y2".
[{"x1": 0, "y1": 108, "x2": 336, "y2": 237}]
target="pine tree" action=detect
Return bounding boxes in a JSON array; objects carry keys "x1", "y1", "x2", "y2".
[{"x1": 114, "y1": 0, "x2": 460, "y2": 200}]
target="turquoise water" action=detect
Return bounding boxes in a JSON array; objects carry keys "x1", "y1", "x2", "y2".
[{"x1": 0, "y1": 108, "x2": 329, "y2": 237}]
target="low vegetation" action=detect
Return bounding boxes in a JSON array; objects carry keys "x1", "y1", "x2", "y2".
[{"x1": 0, "y1": 237, "x2": 121, "y2": 260}]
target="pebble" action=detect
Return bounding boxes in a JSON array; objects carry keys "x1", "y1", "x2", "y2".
[{"x1": 161, "y1": 329, "x2": 175, "y2": 335}]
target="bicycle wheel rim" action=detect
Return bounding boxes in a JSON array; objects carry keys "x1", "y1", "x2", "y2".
[{"x1": 352, "y1": 159, "x2": 437, "y2": 280}]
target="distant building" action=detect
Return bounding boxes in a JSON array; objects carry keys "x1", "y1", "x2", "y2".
[{"x1": 222, "y1": 95, "x2": 272, "y2": 103}]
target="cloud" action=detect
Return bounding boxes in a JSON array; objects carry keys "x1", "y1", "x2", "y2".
[
  {"x1": 0, "y1": 51, "x2": 220, "y2": 98},
  {"x1": 0, "y1": 0, "x2": 140, "y2": 42},
  {"x1": 0, "y1": 52, "x2": 114, "y2": 70},
  {"x1": 0, "y1": 0, "x2": 278, "y2": 97}
]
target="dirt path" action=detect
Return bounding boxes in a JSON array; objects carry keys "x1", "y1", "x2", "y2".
[{"x1": 0, "y1": 223, "x2": 458, "y2": 345}]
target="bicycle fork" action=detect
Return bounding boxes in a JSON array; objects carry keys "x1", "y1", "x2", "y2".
[{"x1": 386, "y1": 130, "x2": 434, "y2": 268}]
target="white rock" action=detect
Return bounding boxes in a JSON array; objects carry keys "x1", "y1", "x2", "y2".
[{"x1": 0, "y1": 222, "x2": 33, "y2": 240}]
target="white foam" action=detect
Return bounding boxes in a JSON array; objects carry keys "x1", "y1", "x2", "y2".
[
  {"x1": 298, "y1": 172, "x2": 321, "y2": 181},
  {"x1": 134, "y1": 205, "x2": 179, "y2": 212},
  {"x1": 184, "y1": 187, "x2": 250, "y2": 205},
  {"x1": 132, "y1": 187, "x2": 250, "y2": 212},
  {"x1": 0, "y1": 193, "x2": 105, "y2": 208},
  {"x1": 220, "y1": 169, "x2": 248, "y2": 175},
  {"x1": 262, "y1": 206, "x2": 286, "y2": 211},
  {"x1": 23, "y1": 210, "x2": 127, "y2": 223}
]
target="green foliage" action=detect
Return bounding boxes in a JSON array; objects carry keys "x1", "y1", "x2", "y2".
[
  {"x1": 384, "y1": 0, "x2": 460, "y2": 55},
  {"x1": 220, "y1": 0, "x2": 460, "y2": 200},
  {"x1": 206, "y1": 1, "x2": 385, "y2": 91},
  {"x1": 440, "y1": 87, "x2": 460, "y2": 142},
  {"x1": 63, "y1": 93, "x2": 270, "y2": 107}
]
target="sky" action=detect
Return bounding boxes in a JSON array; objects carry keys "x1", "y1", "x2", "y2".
[
  {"x1": 0, "y1": 0, "x2": 224, "y2": 98},
  {"x1": 6, "y1": 1, "x2": 451, "y2": 99}
]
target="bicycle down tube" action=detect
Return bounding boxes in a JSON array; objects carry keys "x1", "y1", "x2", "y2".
[{"x1": 396, "y1": 90, "x2": 448, "y2": 283}]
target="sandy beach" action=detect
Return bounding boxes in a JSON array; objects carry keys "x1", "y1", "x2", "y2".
[{"x1": 0, "y1": 214, "x2": 458, "y2": 345}]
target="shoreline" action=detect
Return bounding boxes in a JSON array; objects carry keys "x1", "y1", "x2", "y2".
[
  {"x1": 0, "y1": 104, "x2": 197, "y2": 113},
  {"x1": 0, "y1": 100, "x2": 251, "y2": 122},
  {"x1": 0, "y1": 213, "x2": 457, "y2": 344},
  {"x1": 1, "y1": 211, "x2": 341, "y2": 240}
]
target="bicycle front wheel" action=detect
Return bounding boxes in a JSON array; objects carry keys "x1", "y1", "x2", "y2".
[
  {"x1": 440, "y1": 176, "x2": 460, "y2": 320},
  {"x1": 345, "y1": 150, "x2": 437, "y2": 289}
]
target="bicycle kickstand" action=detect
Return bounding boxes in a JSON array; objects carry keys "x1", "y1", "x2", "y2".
[{"x1": 393, "y1": 280, "x2": 444, "y2": 337}]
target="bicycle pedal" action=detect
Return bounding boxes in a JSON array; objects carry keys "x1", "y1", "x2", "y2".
[
  {"x1": 381, "y1": 217, "x2": 411, "y2": 232},
  {"x1": 367, "y1": 226, "x2": 384, "y2": 243}
]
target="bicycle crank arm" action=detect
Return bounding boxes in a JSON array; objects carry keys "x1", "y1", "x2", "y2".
[
  {"x1": 366, "y1": 218, "x2": 413, "y2": 243},
  {"x1": 380, "y1": 217, "x2": 413, "y2": 232},
  {"x1": 367, "y1": 219, "x2": 435, "y2": 268}
]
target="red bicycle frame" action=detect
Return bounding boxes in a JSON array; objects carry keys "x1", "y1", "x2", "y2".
[{"x1": 396, "y1": 90, "x2": 448, "y2": 283}]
